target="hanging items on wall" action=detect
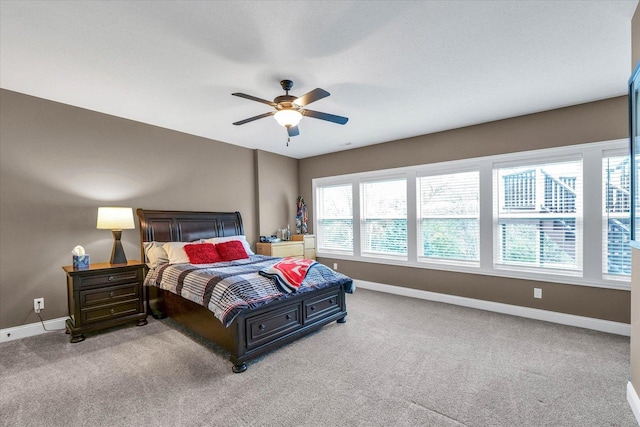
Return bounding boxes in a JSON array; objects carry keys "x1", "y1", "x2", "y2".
[{"x1": 296, "y1": 196, "x2": 308, "y2": 234}]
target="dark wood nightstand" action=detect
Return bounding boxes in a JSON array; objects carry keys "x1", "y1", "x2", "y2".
[{"x1": 62, "y1": 261, "x2": 147, "y2": 343}]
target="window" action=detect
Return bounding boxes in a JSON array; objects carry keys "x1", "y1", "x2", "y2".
[
  {"x1": 494, "y1": 159, "x2": 582, "y2": 272},
  {"x1": 418, "y1": 171, "x2": 479, "y2": 263},
  {"x1": 316, "y1": 184, "x2": 353, "y2": 253},
  {"x1": 602, "y1": 152, "x2": 631, "y2": 276},
  {"x1": 361, "y1": 178, "x2": 407, "y2": 257},
  {"x1": 313, "y1": 139, "x2": 629, "y2": 289}
]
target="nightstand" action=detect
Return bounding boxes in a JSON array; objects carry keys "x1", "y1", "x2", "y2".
[
  {"x1": 256, "y1": 240, "x2": 305, "y2": 258},
  {"x1": 62, "y1": 261, "x2": 147, "y2": 343}
]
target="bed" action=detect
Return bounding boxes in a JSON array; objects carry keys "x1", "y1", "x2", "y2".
[{"x1": 136, "y1": 209, "x2": 353, "y2": 373}]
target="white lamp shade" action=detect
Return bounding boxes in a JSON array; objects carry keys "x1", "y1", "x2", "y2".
[
  {"x1": 274, "y1": 109, "x2": 302, "y2": 127},
  {"x1": 96, "y1": 207, "x2": 135, "y2": 230}
]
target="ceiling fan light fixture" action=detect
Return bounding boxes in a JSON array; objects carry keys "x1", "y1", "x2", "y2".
[
  {"x1": 274, "y1": 109, "x2": 302, "y2": 128},
  {"x1": 232, "y1": 80, "x2": 348, "y2": 138}
]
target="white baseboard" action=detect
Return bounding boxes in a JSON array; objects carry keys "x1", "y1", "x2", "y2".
[
  {"x1": 354, "y1": 280, "x2": 631, "y2": 336},
  {"x1": 0, "y1": 317, "x2": 67, "y2": 343},
  {"x1": 1, "y1": 282, "x2": 630, "y2": 341},
  {"x1": 628, "y1": 382, "x2": 640, "y2": 426}
]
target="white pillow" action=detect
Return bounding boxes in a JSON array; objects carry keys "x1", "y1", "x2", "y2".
[
  {"x1": 162, "y1": 242, "x2": 192, "y2": 264},
  {"x1": 143, "y1": 241, "x2": 169, "y2": 269},
  {"x1": 203, "y1": 235, "x2": 254, "y2": 255}
]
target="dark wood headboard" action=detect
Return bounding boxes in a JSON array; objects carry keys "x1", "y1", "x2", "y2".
[{"x1": 136, "y1": 209, "x2": 244, "y2": 259}]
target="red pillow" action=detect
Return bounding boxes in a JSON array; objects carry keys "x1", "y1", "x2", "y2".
[
  {"x1": 183, "y1": 243, "x2": 221, "y2": 264},
  {"x1": 216, "y1": 240, "x2": 249, "y2": 261}
]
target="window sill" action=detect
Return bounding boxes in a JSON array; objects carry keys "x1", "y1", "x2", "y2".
[{"x1": 317, "y1": 252, "x2": 631, "y2": 291}]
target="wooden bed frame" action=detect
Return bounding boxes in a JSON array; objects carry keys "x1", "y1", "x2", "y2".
[{"x1": 136, "y1": 209, "x2": 348, "y2": 373}]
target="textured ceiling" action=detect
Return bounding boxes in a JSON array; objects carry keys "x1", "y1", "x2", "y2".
[{"x1": 1, "y1": 1, "x2": 637, "y2": 159}]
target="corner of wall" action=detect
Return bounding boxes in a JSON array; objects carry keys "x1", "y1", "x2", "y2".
[
  {"x1": 255, "y1": 150, "x2": 300, "y2": 236},
  {"x1": 628, "y1": 381, "x2": 640, "y2": 425}
]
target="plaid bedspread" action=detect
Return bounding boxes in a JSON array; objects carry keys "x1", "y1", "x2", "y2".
[{"x1": 144, "y1": 255, "x2": 354, "y2": 327}]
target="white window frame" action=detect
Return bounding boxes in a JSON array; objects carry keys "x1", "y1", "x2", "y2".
[
  {"x1": 312, "y1": 139, "x2": 630, "y2": 290},
  {"x1": 359, "y1": 174, "x2": 408, "y2": 261},
  {"x1": 416, "y1": 166, "x2": 481, "y2": 268},
  {"x1": 315, "y1": 180, "x2": 355, "y2": 256},
  {"x1": 492, "y1": 153, "x2": 584, "y2": 277}
]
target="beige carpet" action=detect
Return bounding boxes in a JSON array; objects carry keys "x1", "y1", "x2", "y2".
[{"x1": 0, "y1": 288, "x2": 636, "y2": 426}]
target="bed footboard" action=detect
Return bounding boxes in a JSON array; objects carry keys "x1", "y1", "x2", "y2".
[{"x1": 148, "y1": 283, "x2": 347, "y2": 372}]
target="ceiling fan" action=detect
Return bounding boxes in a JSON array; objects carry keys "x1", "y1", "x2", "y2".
[{"x1": 232, "y1": 80, "x2": 349, "y2": 139}]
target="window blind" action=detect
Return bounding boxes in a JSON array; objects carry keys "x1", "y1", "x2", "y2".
[
  {"x1": 316, "y1": 184, "x2": 353, "y2": 253},
  {"x1": 418, "y1": 171, "x2": 479, "y2": 262},
  {"x1": 361, "y1": 178, "x2": 407, "y2": 256}
]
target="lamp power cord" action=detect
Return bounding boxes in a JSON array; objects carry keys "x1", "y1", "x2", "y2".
[{"x1": 35, "y1": 301, "x2": 67, "y2": 332}]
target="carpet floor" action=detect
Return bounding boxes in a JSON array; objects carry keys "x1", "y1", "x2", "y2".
[{"x1": 0, "y1": 288, "x2": 637, "y2": 426}]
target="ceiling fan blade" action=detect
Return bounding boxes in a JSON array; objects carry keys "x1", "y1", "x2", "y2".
[
  {"x1": 302, "y1": 109, "x2": 349, "y2": 125},
  {"x1": 233, "y1": 111, "x2": 275, "y2": 126},
  {"x1": 293, "y1": 88, "x2": 330, "y2": 107},
  {"x1": 287, "y1": 125, "x2": 300, "y2": 137},
  {"x1": 232, "y1": 93, "x2": 277, "y2": 107}
]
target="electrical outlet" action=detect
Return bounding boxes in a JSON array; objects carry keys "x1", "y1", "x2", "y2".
[
  {"x1": 534, "y1": 288, "x2": 542, "y2": 299},
  {"x1": 34, "y1": 298, "x2": 44, "y2": 313},
  {"x1": 333, "y1": 263, "x2": 338, "y2": 270}
]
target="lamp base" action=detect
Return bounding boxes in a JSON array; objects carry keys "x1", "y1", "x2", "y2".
[{"x1": 110, "y1": 230, "x2": 128, "y2": 264}]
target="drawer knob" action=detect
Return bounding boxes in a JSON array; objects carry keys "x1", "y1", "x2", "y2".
[
  {"x1": 329, "y1": 299, "x2": 333, "y2": 304},
  {"x1": 285, "y1": 314, "x2": 291, "y2": 320},
  {"x1": 110, "y1": 308, "x2": 115, "y2": 315},
  {"x1": 108, "y1": 276, "x2": 114, "y2": 282},
  {"x1": 310, "y1": 305, "x2": 315, "y2": 311},
  {"x1": 258, "y1": 324, "x2": 266, "y2": 330},
  {"x1": 109, "y1": 291, "x2": 115, "y2": 298}
]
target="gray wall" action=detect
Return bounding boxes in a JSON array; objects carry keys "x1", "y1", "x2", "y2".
[
  {"x1": 300, "y1": 96, "x2": 630, "y2": 324},
  {"x1": 0, "y1": 89, "x2": 298, "y2": 329},
  {"x1": 255, "y1": 149, "x2": 299, "y2": 237}
]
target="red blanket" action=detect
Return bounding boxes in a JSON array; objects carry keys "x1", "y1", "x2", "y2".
[{"x1": 259, "y1": 257, "x2": 317, "y2": 293}]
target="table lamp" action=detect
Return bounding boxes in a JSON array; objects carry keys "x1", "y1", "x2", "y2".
[{"x1": 97, "y1": 207, "x2": 135, "y2": 264}]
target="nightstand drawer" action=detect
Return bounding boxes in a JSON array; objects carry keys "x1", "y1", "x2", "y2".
[
  {"x1": 81, "y1": 301, "x2": 140, "y2": 324},
  {"x1": 270, "y1": 243, "x2": 303, "y2": 258},
  {"x1": 292, "y1": 235, "x2": 315, "y2": 260},
  {"x1": 80, "y1": 283, "x2": 140, "y2": 308},
  {"x1": 79, "y1": 270, "x2": 140, "y2": 288},
  {"x1": 257, "y1": 241, "x2": 304, "y2": 258}
]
